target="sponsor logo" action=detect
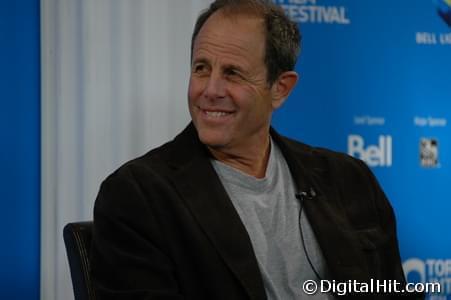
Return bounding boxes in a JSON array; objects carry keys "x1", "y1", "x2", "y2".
[
  {"x1": 415, "y1": 1, "x2": 451, "y2": 45},
  {"x1": 435, "y1": 0, "x2": 451, "y2": 27},
  {"x1": 420, "y1": 138, "x2": 439, "y2": 168},
  {"x1": 347, "y1": 135, "x2": 392, "y2": 167},
  {"x1": 416, "y1": 32, "x2": 451, "y2": 45},
  {"x1": 273, "y1": 0, "x2": 351, "y2": 24},
  {"x1": 403, "y1": 258, "x2": 451, "y2": 297}
]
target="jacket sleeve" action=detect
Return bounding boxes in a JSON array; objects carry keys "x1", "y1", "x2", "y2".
[{"x1": 90, "y1": 169, "x2": 184, "y2": 300}]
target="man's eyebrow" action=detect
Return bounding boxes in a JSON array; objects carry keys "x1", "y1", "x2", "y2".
[{"x1": 192, "y1": 57, "x2": 209, "y2": 65}]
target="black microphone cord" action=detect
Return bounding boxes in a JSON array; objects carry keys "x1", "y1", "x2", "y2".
[{"x1": 297, "y1": 191, "x2": 323, "y2": 282}]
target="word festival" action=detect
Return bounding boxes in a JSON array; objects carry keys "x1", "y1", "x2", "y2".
[{"x1": 273, "y1": 0, "x2": 351, "y2": 24}]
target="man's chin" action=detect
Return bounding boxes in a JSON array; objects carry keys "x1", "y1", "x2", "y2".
[{"x1": 196, "y1": 130, "x2": 228, "y2": 149}]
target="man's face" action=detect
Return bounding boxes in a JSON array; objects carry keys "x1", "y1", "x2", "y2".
[{"x1": 188, "y1": 11, "x2": 275, "y2": 151}]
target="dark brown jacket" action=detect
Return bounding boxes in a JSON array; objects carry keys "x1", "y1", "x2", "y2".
[{"x1": 91, "y1": 123, "x2": 421, "y2": 299}]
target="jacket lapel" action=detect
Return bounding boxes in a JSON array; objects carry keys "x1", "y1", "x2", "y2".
[
  {"x1": 271, "y1": 129, "x2": 372, "y2": 283},
  {"x1": 164, "y1": 124, "x2": 267, "y2": 300},
  {"x1": 164, "y1": 124, "x2": 372, "y2": 298}
]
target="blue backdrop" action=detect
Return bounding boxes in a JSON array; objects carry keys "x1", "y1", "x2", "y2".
[
  {"x1": 0, "y1": 1, "x2": 40, "y2": 299},
  {"x1": 273, "y1": 0, "x2": 451, "y2": 298}
]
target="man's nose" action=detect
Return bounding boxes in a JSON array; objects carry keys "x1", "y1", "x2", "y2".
[{"x1": 203, "y1": 72, "x2": 226, "y2": 100}]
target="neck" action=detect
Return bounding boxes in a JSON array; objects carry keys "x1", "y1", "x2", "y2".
[{"x1": 208, "y1": 134, "x2": 271, "y2": 179}]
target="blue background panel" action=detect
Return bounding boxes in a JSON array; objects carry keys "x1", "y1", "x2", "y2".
[
  {"x1": 0, "y1": 1, "x2": 40, "y2": 299},
  {"x1": 273, "y1": 0, "x2": 451, "y2": 298}
]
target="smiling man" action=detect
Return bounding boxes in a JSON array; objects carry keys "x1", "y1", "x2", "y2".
[
  {"x1": 188, "y1": 7, "x2": 297, "y2": 178},
  {"x1": 90, "y1": 1, "x2": 417, "y2": 299}
]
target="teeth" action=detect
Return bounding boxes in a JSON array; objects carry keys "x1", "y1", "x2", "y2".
[{"x1": 205, "y1": 111, "x2": 229, "y2": 117}]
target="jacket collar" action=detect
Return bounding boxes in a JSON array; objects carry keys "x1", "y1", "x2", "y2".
[
  {"x1": 165, "y1": 124, "x2": 267, "y2": 299},
  {"x1": 270, "y1": 128, "x2": 372, "y2": 283},
  {"x1": 163, "y1": 123, "x2": 371, "y2": 298}
]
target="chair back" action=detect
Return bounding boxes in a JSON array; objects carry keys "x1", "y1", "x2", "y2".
[{"x1": 63, "y1": 221, "x2": 95, "y2": 300}]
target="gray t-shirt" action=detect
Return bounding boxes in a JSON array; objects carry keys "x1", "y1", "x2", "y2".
[{"x1": 211, "y1": 139, "x2": 332, "y2": 299}]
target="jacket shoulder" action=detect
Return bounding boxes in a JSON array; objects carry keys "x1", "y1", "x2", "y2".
[
  {"x1": 278, "y1": 135, "x2": 380, "y2": 207},
  {"x1": 102, "y1": 138, "x2": 178, "y2": 188}
]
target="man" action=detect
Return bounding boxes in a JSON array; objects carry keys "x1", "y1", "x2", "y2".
[{"x1": 91, "y1": 0, "x2": 418, "y2": 299}]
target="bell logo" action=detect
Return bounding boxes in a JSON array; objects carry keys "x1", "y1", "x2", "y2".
[{"x1": 348, "y1": 135, "x2": 392, "y2": 167}]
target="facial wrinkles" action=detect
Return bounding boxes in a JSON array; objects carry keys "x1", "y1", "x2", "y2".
[
  {"x1": 193, "y1": 32, "x2": 267, "y2": 84},
  {"x1": 194, "y1": 42, "x2": 250, "y2": 74},
  {"x1": 193, "y1": 60, "x2": 268, "y2": 113},
  {"x1": 197, "y1": 32, "x2": 251, "y2": 57},
  {"x1": 192, "y1": 50, "x2": 271, "y2": 117}
]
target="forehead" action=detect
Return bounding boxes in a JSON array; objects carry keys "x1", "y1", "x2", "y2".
[{"x1": 192, "y1": 11, "x2": 266, "y2": 66}]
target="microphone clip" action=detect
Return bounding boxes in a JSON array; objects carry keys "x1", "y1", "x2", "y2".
[{"x1": 296, "y1": 187, "x2": 317, "y2": 201}]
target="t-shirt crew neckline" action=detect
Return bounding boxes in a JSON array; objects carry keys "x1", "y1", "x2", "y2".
[{"x1": 210, "y1": 137, "x2": 278, "y2": 194}]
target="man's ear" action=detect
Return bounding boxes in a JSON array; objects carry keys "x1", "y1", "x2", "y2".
[{"x1": 270, "y1": 71, "x2": 299, "y2": 109}]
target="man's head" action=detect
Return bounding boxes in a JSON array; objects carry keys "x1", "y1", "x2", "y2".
[
  {"x1": 191, "y1": 0, "x2": 301, "y2": 85},
  {"x1": 188, "y1": 0, "x2": 300, "y2": 152}
]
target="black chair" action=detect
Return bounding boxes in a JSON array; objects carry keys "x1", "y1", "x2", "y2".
[{"x1": 63, "y1": 221, "x2": 96, "y2": 300}]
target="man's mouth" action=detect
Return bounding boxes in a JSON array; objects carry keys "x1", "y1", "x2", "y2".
[
  {"x1": 200, "y1": 108, "x2": 235, "y2": 119},
  {"x1": 204, "y1": 111, "x2": 231, "y2": 117}
]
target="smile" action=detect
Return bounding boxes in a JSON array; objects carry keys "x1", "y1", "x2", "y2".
[
  {"x1": 200, "y1": 108, "x2": 234, "y2": 119},
  {"x1": 205, "y1": 111, "x2": 230, "y2": 117}
]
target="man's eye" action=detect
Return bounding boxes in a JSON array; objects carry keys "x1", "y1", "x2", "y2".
[
  {"x1": 225, "y1": 69, "x2": 240, "y2": 77},
  {"x1": 193, "y1": 64, "x2": 206, "y2": 73}
]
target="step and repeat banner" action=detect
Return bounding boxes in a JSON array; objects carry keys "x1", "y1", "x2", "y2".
[{"x1": 272, "y1": 0, "x2": 451, "y2": 299}]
